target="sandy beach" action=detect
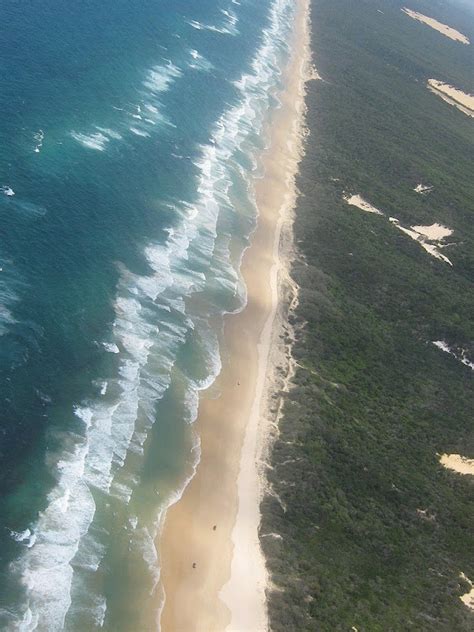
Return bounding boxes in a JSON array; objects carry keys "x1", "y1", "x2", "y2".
[{"x1": 158, "y1": 1, "x2": 311, "y2": 630}]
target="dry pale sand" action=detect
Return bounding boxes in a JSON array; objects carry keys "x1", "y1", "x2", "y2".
[
  {"x1": 414, "y1": 184, "x2": 433, "y2": 195},
  {"x1": 343, "y1": 194, "x2": 383, "y2": 215},
  {"x1": 460, "y1": 573, "x2": 474, "y2": 611},
  {"x1": 440, "y1": 453, "x2": 474, "y2": 476},
  {"x1": 389, "y1": 218, "x2": 454, "y2": 265},
  {"x1": 158, "y1": 1, "x2": 310, "y2": 631},
  {"x1": 427, "y1": 80, "x2": 474, "y2": 118},
  {"x1": 401, "y1": 8, "x2": 470, "y2": 44},
  {"x1": 342, "y1": 192, "x2": 455, "y2": 265},
  {"x1": 342, "y1": 193, "x2": 455, "y2": 264},
  {"x1": 411, "y1": 223, "x2": 453, "y2": 240},
  {"x1": 439, "y1": 458, "x2": 474, "y2": 611},
  {"x1": 432, "y1": 341, "x2": 474, "y2": 370}
]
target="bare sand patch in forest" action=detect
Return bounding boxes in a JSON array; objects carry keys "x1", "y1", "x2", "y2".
[
  {"x1": 343, "y1": 194, "x2": 383, "y2": 215},
  {"x1": 459, "y1": 573, "x2": 474, "y2": 611},
  {"x1": 401, "y1": 8, "x2": 470, "y2": 44},
  {"x1": 440, "y1": 453, "x2": 474, "y2": 476},
  {"x1": 427, "y1": 80, "x2": 474, "y2": 118},
  {"x1": 389, "y1": 219, "x2": 454, "y2": 265}
]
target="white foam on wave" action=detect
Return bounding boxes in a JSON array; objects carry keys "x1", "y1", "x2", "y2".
[
  {"x1": 70, "y1": 127, "x2": 122, "y2": 151},
  {"x1": 9, "y1": 0, "x2": 297, "y2": 627},
  {"x1": 102, "y1": 342, "x2": 119, "y2": 353},
  {"x1": 9, "y1": 529, "x2": 36, "y2": 548},
  {"x1": 0, "y1": 264, "x2": 20, "y2": 336},
  {"x1": 95, "y1": 127, "x2": 122, "y2": 140},
  {"x1": 143, "y1": 61, "x2": 182, "y2": 93},
  {"x1": 10, "y1": 434, "x2": 96, "y2": 631},
  {"x1": 70, "y1": 131, "x2": 109, "y2": 151},
  {"x1": 188, "y1": 48, "x2": 214, "y2": 72},
  {"x1": 130, "y1": 127, "x2": 151, "y2": 138},
  {"x1": 0, "y1": 304, "x2": 16, "y2": 335},
  {"x1": 33, "y1": 130, "x2": 44, "y2": 153},
  {"x1": 2, "y1": 185, "x2": 15, "y2": 196},
  {"x1": 187, "y1": 7, "x2": 239, "y2": 36}
]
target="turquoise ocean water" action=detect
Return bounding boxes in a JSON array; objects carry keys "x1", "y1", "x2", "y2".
[{"x1": 0, "y1": 0, "x2": 296, "y2": 629}]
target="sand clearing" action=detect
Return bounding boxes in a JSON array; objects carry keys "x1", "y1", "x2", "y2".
[
  {"x1": 427, "y1": 80, "x2": 474, "y2": 118},
  {"x1": 343, "y1": 194, "x2": 383, "y2": 215},
  {"x1": 411, "y1": 223, "x2": 453, "y2": 240},
  {"x1": 432, "y1": 340, "x2": 474, "y2": 370},
  {"x1": 440, "y1": 453, "x2": 474, "y2": 476},
  {"x1": 440, "y1": 458, "x2": 474, "y2": 611},
  {"x1": 343, "y1": 192, "x2": 454, "y2": 265},
  {"x1": 460, "y1": 573, "x2": 474, "y2": 611},
  {"x1": 389, "y1": 218, "x2": 453, "y2": 265},
  {"x1": 401, "y1": 8, "x2": 470, "y2": 44},
  {"x1": 309, "y1": 65, "x2": 322, "y2": 81},
  {"x1": 414, "y1": 184, "x2": 433, "y2": 194}
]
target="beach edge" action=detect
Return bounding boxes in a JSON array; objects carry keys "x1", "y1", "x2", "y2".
[{"x1": 158, "y1": 0, "x2": 311, "y2": 629}]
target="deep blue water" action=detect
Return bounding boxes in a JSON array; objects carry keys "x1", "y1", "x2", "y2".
[{"x1": 0, "y1": 0, "x2": 295, "y2": 629}]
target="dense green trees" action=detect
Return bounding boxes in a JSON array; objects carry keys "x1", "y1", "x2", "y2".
[{"x1": 261, "y1": 1, "x2": 474, "y2": 629}]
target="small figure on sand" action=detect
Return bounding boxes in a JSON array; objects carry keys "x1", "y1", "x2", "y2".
[
  {"x1": 213, "y1": 525, "x2": 217, "y2": 531},
  {"x1": 192, "y1": 562, "x2": 196, "y2": 569}
]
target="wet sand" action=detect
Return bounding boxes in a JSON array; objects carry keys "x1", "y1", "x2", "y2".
[{"x1": 158, "y1": 0, "x2": 311, "y2": 630}]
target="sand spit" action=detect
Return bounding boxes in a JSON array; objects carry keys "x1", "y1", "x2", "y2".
[
  {"x1": 414, "y1": 184, "x2": 433, "y2": 194},
  {"x1": 460, "y1": 573, "x2": 474, "y2": 611},
  {"x1": 401, "y1": 8, "x2": 470, "y2": 44},
  {"x1": 427, "y1": 80, "x2": 474, "y2": 118},
  {"x1": 343, "y1": 194, "x2": 383, "y2": 215},
  {"x1": 389, "y1": 218, "x2": 453, "y2": 265},
  {"x1": 440, "y1": 453, "x2": 474, "y2": 476},
  {"x1": 432, "y1": 340, "x2": 474, "y2": 370}
]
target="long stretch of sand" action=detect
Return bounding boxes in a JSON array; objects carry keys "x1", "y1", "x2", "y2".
[{"x1": 158, "y1": 1, "x2": 311, "y2": 631}]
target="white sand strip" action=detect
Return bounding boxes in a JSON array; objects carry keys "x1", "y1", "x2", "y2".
[
  {"x1": 401, "y1": 8, "x2": 470, "y2": 44},
  {"x1": 219, "y1": 2, "x2": 311, "y2": 630},
  {"x1": 432, "y1": 340, "x2": 474, "y2": 370},
  {"x1": 414, "y1": 184, "x2": 433, "y2": 194},
  {"x1": 389, "y1": 218, "x2": 453, "y2": 265},
  {"x1": 427, "y1": 80, "x2": 474, "y2": 118},
  {"x1": 343, "y1": 194, "x2": 383, "y2": 215}
]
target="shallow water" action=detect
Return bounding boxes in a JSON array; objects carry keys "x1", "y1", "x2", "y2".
[{"x1": 0, "y1": 0, "x2": 296, "y2": 629}]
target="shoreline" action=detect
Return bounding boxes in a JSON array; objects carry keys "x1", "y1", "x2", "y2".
[{"x1": 159, "y1": 0, "x2": 311, "y2": 629}]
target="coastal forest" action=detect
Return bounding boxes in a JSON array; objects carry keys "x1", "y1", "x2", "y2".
[{"x1": 260, "y1": 0, "x2": 474, "y2": 630}]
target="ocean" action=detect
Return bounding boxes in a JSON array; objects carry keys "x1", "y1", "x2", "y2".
[{"x1": 0, "y1": 0, "x2": 296, "y2": 629}]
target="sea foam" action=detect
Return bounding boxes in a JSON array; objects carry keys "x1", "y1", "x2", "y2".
[{"x1": 8, "y1": 0, "x2": 297, "y2": 628}]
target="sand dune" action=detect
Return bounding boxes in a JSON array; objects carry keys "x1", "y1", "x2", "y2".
[
  {"x1": 440, "y1": 453, "x2": 474, "y2": 476},
  {"x1": 343, "y1": 194, "x2": 383, "y2": 215},
  {"x1": 389, "y1": 219, "x2": 453, "y2": 265},
  {"x1": 427, "y1": 80, "x2": 474, "y2": 118},
  {"x1": 460, "y1": 573, "x2": 474, "y2": 611},
  {"x1": 401, "y1": 8, "x2": 470, "y2": 44}
]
